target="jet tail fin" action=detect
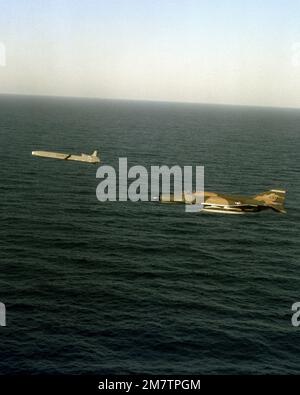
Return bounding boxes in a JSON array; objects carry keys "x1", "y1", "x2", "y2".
[
  {"x1": 91, "y1": 150, "x2": 98, "y2": 157},
  {"x1": 253, "y1": 189, "x2": 287, "y2": 213}
]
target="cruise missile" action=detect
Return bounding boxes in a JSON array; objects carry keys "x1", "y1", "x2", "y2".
[{"x1": 32, "y1": 150, "x2": 100, "y2": 163}]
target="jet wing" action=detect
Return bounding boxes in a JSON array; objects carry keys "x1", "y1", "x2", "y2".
[{"x1": 206, "y1": 194, "x2": 266, "y2": 207}]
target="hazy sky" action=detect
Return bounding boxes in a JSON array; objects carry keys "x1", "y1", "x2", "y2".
[{"x1": 0, "y1": 0, "x2": 300, "y2": 107}]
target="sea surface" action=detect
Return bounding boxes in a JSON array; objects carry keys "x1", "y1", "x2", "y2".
[{"x1": 0, "y1": 95, "x2": 299, "y2": 374}]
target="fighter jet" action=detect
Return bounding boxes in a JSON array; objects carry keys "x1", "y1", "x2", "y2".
[
  {"x1": 32, "y1": 150, "x2": 100, "y2": 163},
  {"x1": 158, "y1": 189, "x2": 286, "y2": 214}
]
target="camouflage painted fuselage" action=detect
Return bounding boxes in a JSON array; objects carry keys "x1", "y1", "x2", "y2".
[{"x1": 159, "y1": 190, "x2": 286, "y2": 214}]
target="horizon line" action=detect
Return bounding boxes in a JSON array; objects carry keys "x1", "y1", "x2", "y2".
[{"x1": 0, "y1": 92, "x2": 300, "y2": 111}]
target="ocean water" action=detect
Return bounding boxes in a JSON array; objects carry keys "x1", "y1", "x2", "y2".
[{"x1": 0, "y1": 94, "x2": 299, "y2": 374}]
